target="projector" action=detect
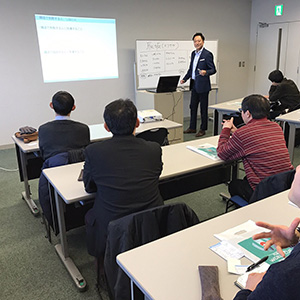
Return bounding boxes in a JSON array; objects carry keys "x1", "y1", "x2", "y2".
[{"x1": 138, "y1": 109, "x2": 163, "y2": 123}]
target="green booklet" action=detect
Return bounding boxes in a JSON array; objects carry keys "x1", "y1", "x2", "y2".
[
  {"x1": 186, "y1": 143, "x2": 219, "y2": 160},
  {"x1": 238, "y1": 237, "x2": 293, "y2": 265}
]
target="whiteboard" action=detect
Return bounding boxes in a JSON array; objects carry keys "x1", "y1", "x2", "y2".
[{"x1": 135, "y1": 40, "x2": 218, "y2": 90}]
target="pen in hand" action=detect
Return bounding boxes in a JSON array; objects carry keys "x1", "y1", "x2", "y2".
[{"x1": 246, "y1": 256, "x2": 269, "y2": 272}]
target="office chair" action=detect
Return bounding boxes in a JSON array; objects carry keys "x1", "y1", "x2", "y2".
[
  {"x1": 222, "y1": 169, "x2": 295, "y2": 213},
  {"x1": 136, "y1": 127, "x2": 169, "y2": 146},
  {"x1": 39, "y1": 149, "x2": 92, "y2": 242},
  {"x1": 103, "y1": 202, "x2": 199, "y2": 300}
]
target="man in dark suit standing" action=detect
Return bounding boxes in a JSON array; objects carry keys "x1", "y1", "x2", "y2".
[
  {"x1": 181, "y1": 32, "x2": 216, "y2": 137},
  {"x1": 83, "y1": 99, "x2": 164, "y2": 259}
]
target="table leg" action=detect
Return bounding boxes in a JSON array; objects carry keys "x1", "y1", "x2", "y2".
[
  {"x1": 130, "y1": 280, "x2": 135, "y2": 300},
  {"x1": 231, "y1": 161, "x2": 239, "y2": 181},
  {"x1": 217, "y1": 111, "x2": 224, "y2": 135},
  {"x1": 18, "y1": 146, "x2": 39, "y2": 215},
  {"x1": 54, "y1": 190, "x2": 87, "y2": 291},
  {"x1": 287, "y1": 123, "x2": 296, "y2": 162},
  {"x1": 212, "y1": 110, "x2": 219, "y2": 136}
]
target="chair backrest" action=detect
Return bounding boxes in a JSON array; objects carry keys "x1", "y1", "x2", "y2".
[
  {"x1": 39, "y1": 148, "x2": 89, "y2": 234},
  {"x1": 286, "y1": 95, "x2": 300, "y2": 113},
  {"x1": 104, "y1": 202, "x2": 199, "y2": 300},
  {"x1": 136, "y1": 127, "x2": 169, "y2": 146},
  {"x1": 249, "y1": 169, "x2": 295, "y2": 204},
  {"x1": 67, "y1": 148, "x2": 85, "y2": 163}
]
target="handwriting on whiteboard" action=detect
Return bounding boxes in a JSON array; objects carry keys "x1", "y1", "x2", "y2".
[
  {"x1": 138, "y1": 43, "x2": 190, "y2": 79},
  {"x1": 146, "y1": 42, "x2": 180, "y2": 51}
]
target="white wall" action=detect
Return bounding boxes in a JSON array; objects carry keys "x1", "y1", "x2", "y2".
[
  {"x1": 248, "y1": 0, "x2": 300, "y2": 94},
  {"x1": 1, "y1": 0, "x2": 251, "y2": 146}
]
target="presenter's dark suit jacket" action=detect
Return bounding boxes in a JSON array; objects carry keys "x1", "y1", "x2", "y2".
[
  {"x1": 83, "y1": 134, "x2": 164, "y2": 257},
  {"x1": 234, "y1": 243, "x2": 300, "y2": 300},
  {"x1": 183, "y1": 47, "x2": 216, "y2": 93},
  {"x1": 38, "y1": 120, "x2": 90, "y2": 160}
]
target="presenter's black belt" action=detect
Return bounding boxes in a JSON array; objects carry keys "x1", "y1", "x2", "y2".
[{"x1": 190, "y1": 79, "x2": 195, "y2": 90}]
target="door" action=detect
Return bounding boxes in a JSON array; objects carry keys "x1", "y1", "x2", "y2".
[
  {"x1": 284, "y1": 21, "x2": 300, "y2": 87},
  {"x1": 254, "y1": 22, "x2": 288, "y2": 94}
]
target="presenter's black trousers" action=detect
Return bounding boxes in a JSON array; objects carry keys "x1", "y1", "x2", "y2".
[{"x1": 189, "y1": 89, "x2": 209, "y2": 131}]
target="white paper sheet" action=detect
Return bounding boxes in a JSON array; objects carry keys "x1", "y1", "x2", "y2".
[{"x1": 210, "y1": 240, "x2": 244, "y2": 260}]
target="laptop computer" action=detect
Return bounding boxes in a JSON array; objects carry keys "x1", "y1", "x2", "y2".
[{"x1": 148, "y1": 75, "x2": 180, "y2": 93}]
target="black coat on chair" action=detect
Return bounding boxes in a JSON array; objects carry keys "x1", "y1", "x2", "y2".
[{"x1": 104, "y1": 202, "x2": 199, "y2": 300}]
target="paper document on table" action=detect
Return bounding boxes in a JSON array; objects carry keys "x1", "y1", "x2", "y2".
[
  {"x1": 227, "y1": 258, "x2": 247, "y2": 275},
  {"x1": 214, "y1": 220, "x2": 275, "y2": 263},
  {"x1": 186, "y1": 143, "x2": 220, "y2": 160},
  {"x1": 214, "y1": 220, "x2": 263, "y2": 241},
  {"x1": 210, "y1": 240, "x2": 244, "y2": 261},
  {"x1": 227, "y1": 101, "x2": 241, "y2": 106}
]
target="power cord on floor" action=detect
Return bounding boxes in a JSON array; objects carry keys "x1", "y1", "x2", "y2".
[
  {"x1": 165, "y1": 92, "x2": 183, "y2": 120},
  {"x1": 0, "y1": 167, "x2": 19, "y2": 172}
]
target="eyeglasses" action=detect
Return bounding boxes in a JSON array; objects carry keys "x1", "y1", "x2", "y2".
[{"x1": 238, "y1": 108, "x2": 243, "y2": 113}]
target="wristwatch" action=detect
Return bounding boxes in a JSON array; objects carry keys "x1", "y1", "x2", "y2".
[
  {"x1": 295, "y1": 227, "x2": 300, "y2": 239},
  {"x1": 292, "y1": 227, "x2": 300, "y2": 246}
]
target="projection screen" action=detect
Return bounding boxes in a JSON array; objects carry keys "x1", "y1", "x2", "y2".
[{"x1": 35, "y1": 14, "x2": 119, "y2": 83}]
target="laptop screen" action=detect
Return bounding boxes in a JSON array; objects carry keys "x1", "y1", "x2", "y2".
[{"x1": 156, "y1": 75, "x2": 180, "y2": 93}]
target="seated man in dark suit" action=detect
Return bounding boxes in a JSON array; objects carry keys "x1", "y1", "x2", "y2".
[
  {"x1": 83, "y1": 99, "x2": 164, "y2": 259},
  {"x1": 38, "y1": 90, "x2": 90, "y2": 161},
  {"x1": 268, "y1": 69, "x2": 300, "y2": 118},
  {"x1": 38, "y1": 91, "x2": 90, "y2": 227}
]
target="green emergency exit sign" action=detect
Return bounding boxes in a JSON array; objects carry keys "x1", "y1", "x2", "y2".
[{"x1": 275, "y1": 4, "x2": 283, "y2": 16}]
